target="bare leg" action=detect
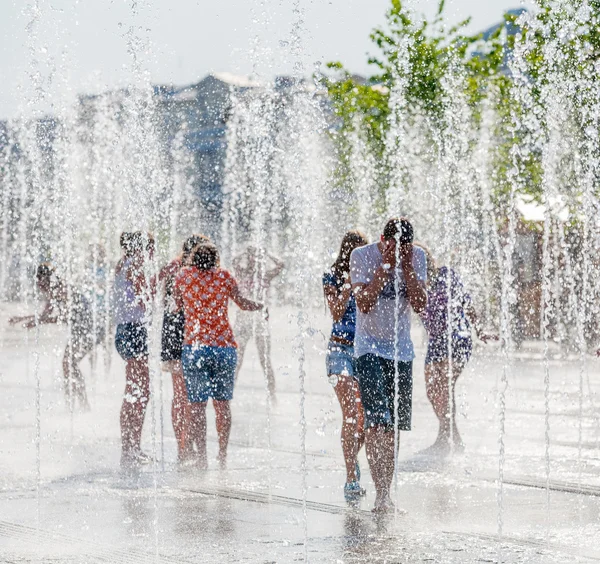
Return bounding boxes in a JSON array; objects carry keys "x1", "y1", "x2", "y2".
[
  {"x1": 255, "y1": 322, "x2": 275, "y2": 396},
  {"x1": 234, "y1": 324, "x2": 251, "y2": 381},
  {"x1": 450, "y1": 366, "x2": 464, "y2": 449},
  {"x1": 365, "y1": 425, "x2": 395, "y2": 512},
  {"x1": 120, "y1": 356, "x2": 150, "y2": 457},
  {"x1": 171, "y1": 361, "x2": 192, "y2": 460},
  {"x1": 63, "y1": 344, "x2": 91, "y2": 411},
  {"x1": 213, "y1": 399, "x2": 231, "y2": 468},
  {"x1": 334, "y1": 375, "x2": 365, "y2": 483},
  {"x1": 424, "y1": 360, "x2": 464, "y2": 449},
  {"x1": 189, "y1": 402, "x2": 208, "y2": 468}
]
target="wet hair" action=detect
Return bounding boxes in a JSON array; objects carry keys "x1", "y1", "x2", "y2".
[
  {"x1": 36, "y1": 262, "x2": 55, "y2": 282},
  {"x1": 120, "y1": 231, "x2": 154, "y2": 257},
  {"x1": 383, "y1": 217, "x2": 414, "y2": 244},
  {"x1": 331, "y1": 230, "x2": 368, "y2": 280},
  {"x1": 182, "y1": 234, "x2": 211, "y2": 262},
  {"x1": 192, "y1": 243, "x2": 219, "y2": 271},
  {"x1": 120, "y1": 232, "x2": 133, "y2": 252}
]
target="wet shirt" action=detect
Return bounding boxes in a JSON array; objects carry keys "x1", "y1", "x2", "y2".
[
  {"x1": 175, "y1": 267, "x2": 238, "y2": 348},
  {"x1": 350, "y1": 242, "x2": 427, "y2": 361},
  {"x1": 422, "y1": 266, "x2": 472, "y2": 342},
  {"x1": 322, "y1": 271, "x2": 356, "y2": 343},
  {"x1": 112, "y1": 258, "x2": 145, "y2": 325}
]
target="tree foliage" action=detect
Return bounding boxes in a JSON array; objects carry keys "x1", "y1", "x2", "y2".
[{"x1": 323, "y1": 0, "x2": 600, "y2": 211}]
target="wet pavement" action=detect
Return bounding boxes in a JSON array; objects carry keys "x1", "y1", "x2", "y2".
[{"x1": 1, "y1": 303, "x2": 600, "y2": 563}]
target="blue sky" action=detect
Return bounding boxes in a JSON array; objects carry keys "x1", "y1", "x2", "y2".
[{"x1": 1, "y1": 0, "x2": 528, "y2": 119}]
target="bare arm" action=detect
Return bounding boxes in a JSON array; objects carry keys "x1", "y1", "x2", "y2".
[
  {"x1": 265, "y1": 254, "x2": 284, "y2": 282},
  {"x1": 402, "y1": 264, "x2": 427, "y2": 315},
  {"x1": 11, "y1": 301, "x2": 57, "y2": 329},
  {"x1": 324, "y1": 282, "x2": 352, "y2": 323},
  {"x1": 231, "y1": 285, "x2": 263, "y2": 312},
  {"x1": 400, "y1": 244, "x2": 427, "y2": 315},
  {"x1": 172, "y1": 278, "x2": 184, "y2": 313},
  {"x1": 37, "y1": 300, "x2": 58, "y2": 324},
  {"x1": 353, "y1": 266, "x2": 390, "y2": 314},
  {"x1": 127, "y1": 256, "x2": 156, "y2": 306},
  {"x1": 466, "y1": 305, "x2": 498, "y2": 343}
]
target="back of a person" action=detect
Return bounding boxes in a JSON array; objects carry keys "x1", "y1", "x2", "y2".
[
  {"x1": 177, "y1": 266, "x2": 236, "y2": 348},
  {"x1": 425, "y1": 266, "x2": 471, "y2": 340},
  {"x1": 113, "y1": 258, "x2": 145, "y2": 325}
]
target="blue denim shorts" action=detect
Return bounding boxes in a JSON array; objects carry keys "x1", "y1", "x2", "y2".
[
  {"x1": 326, "y1": 342, "x2": 355, "y2": 378},
  {"x1": 182, "y1": 345, "x2": 237, "y2": 403},
  {"x1": 355, "y1": 354, "x2": 412, "y2": 430}
]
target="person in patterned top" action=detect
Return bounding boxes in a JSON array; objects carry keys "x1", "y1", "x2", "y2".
[{"x1": 173, "y1": 243, "x2": 264, "y2": 469}]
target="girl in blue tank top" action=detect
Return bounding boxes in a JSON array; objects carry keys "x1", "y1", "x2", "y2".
[{"x1": 323, "y1": 230, "x2": 368, "y2": 501}]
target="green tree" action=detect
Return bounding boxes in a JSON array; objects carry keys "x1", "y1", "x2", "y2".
[{"x1": 323, "y1": 0, "x2": 507, "y2": 196}]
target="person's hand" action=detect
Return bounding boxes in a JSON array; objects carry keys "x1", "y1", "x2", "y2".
[
  {"x1": 399, "y1": 243, "x2": 414, "y2": 272},
  {"x1": 9, "y1": 315, "x2": 33, "y2": 326},
  {"x1": 381, "y1": 239, "x2": 397, "y2": 270},
  {"x1": 479, "y1": 333, "x2": 499, "y2": 344}
]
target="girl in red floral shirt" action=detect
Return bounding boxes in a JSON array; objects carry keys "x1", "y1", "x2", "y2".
[{"x1": 174, "y1": 243, "x2": 264, "y2": 469}]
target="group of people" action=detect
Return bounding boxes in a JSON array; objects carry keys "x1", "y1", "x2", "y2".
[
  {"x1": 113, "y1": 232, "x2": 279, "y2": 469},
  {"x1": 9, "y1": 216, "x2": 496, "y2": 514},
  {"x1": 10, "y1": 231, "x2": 281, "y2": 471},
  {"x1": 323, "y1": 218, "x2": 495, "y2": 512}
]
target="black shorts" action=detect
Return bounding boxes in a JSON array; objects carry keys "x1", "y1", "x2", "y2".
[
  {"x1": 161, "y1": 312, "x2": 185, "y2": 362},
  {"x1": 355, "y1": 354, "x2": 413, "y2": 430},
  {"x1": 425, "y1": 336, "x2": 472, "y2": 366},
  {"x1": 115, "y1": 323, "x2": 148, "y2": 360}
]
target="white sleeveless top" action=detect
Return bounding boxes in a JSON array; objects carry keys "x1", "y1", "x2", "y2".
[{"x1": 112, "y1": 258, "x2": 145, "y2": 325}]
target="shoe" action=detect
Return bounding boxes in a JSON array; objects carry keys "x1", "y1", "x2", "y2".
[{"x1": 344, "y1": 481, "x2": 366, "y2": 502}]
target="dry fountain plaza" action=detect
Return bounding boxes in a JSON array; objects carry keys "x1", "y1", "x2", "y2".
[{"x1": 1, "y1": 302, "x2": 600, "y2": 563}]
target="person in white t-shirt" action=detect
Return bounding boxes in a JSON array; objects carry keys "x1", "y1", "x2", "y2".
[{"x1": 350, "y1": 217, "x2": 427, "y2": 513}]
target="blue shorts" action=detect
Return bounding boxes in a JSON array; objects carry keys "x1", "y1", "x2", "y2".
[
  {"x1": 182, "y1": 345, "x2": 237, "y2": 403},
  {"x1": 355, "y1": 354, "x2": 413, "y2": 430},
  {"x1": 115, "y1": 323, "x2": 148, "y2": 360},
  {"x1": 326, "y1": 342, "x2": 355, "y2": 377}
]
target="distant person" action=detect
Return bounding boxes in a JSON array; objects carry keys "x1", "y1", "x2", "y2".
[
  {"x1": 417, "y1": 244, "x2": 497, "y2": 454},
  {"x1": 174, "y1": 243, "x2": 264, "y2": 470},
  {"x1": 84, "y1": 244, "x2": 112, "y2": 373},
  {"x1": 232, "y1": 246, "x2": 283, "y2": 398},
  {"x1": 159, "y1": 234, "x2": 210, "y2": 464},
  {"x1": 113, "y1": 231, "x2": 155, "y2": 467},
  {"x1": 323, "y1": 230, "x2": 369, "y2": 501},
  {"x1": 350, "y1": 218, "x2": 427, "y2": 513},
  {"x1": 9, "y1": 263, "x2": 97, "y2": 410}
]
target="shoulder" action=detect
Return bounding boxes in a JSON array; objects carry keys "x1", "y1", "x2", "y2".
[
  {"x1": 351, "y1": 242, "x2": 376, "y2": 264},
  {"x1": 175, "y1": 266, "x2": 195, "y2": 284},
  {"x1": 323, "y1": 270, "x2": 337, "y2": 286},
  {"x1": 412, "y1": 246, "x2": 426, "y2": 262},
  {"x1": 218, "y1": 268, "x2": 236, "y2": 284}
]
